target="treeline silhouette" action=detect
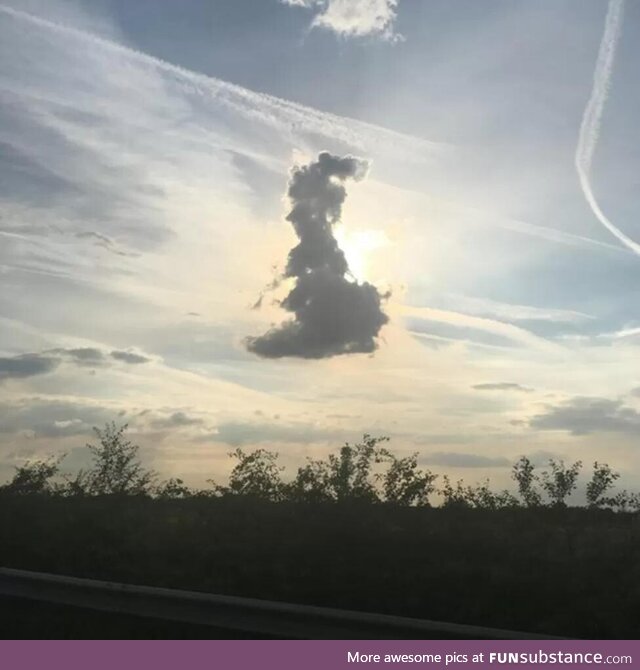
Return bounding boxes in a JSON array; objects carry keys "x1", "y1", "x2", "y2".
[
  {"x1": 1, "y1": 423, "x2": 639, "y2": 510},
  {"x1": 1, "y1": 423, "x2": 639, "y2": 638}
]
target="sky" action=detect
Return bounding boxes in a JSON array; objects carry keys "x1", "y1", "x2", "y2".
[{"x1": 1, "y1": 0, "x2": 639, "y2": 494}]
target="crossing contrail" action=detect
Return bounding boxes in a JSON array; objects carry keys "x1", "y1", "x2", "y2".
[{"x1": 575, "y1": 0, "x2": 640, "y2": 254}]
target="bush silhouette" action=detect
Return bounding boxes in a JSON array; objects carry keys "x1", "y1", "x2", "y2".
[
  {"x1": 84, "y1": 422, "x2": 156, "y2": 496},
  {"x1": 1, "y1": 422, "x2": 639, "y2": 512},
  {"x1": 540, "y1": 459, "x2": 582, "y2": 508},
  {"x1": 0, "y1": 455, "x2": 64, "y2": 496}
]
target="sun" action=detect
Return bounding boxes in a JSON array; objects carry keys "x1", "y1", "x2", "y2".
[{"x1": 334, "y1": 226, "x2": 390, "y2": 282}]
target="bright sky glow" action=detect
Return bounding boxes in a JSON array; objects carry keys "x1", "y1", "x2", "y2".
[{"x1": 1, "y1": 0, "x2": 640, "y2": 493}]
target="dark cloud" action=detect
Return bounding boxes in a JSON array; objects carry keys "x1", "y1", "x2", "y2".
[
  {"x1": 151, "y1": 412, "x2": 203, "y2": 429},
  {"x1": 529, "y1": 396, "x2": 640, "y2": 435},
  {"x1": 4, "y1": 348, "x2": 150, "y2": 375},
  {"x1": 246, "y1": 152, "x2": 388, "y2": 359},
  {"x1": 423, "y1": 452, "x2": 511, "y2": 468},
  {"x1": 49, "y1": 347, "x2": 106, "y2": 366},
  {"x1": 110, "y1": 350, "x2": 150, "y2": 365},
  {"x1": 66, "y1": 347, "x2": 104, "y2": 362},
  {"x1": 472, "y1": 382, "x2": 533, "y2": 392},
  {"x1": 0, "y1": 353, "x2": 59, "y2": 380}
]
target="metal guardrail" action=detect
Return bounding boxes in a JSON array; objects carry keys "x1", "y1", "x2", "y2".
[{"x1": 0, "y1": 567, "x2": 563, "y2": 639}]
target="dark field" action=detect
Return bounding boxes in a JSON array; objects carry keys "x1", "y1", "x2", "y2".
[{"x1": 1, "y1": 496, "x2": 639, "y2": 639}]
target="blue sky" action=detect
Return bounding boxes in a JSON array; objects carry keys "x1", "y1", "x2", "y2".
[{"x1": 1, "y1": 0, "x2": 639, "y2": 493}]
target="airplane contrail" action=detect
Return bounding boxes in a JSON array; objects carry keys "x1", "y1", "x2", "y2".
[
  {"x1": 0, "y1": 4, "x2": 444, "y2": 161},
  {"x1": 1, "y1": 2, "x2": 633, "y2": 258},
  {"x1": 575, "y1": 0, "x2": 640, "y2": 254}
]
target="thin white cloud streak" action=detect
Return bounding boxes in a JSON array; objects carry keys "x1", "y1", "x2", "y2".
[
  {"x1": 598, "y1": 325, "x2": 640, "y2": 341},
  {"x1": 575, "y1": 0, "x2": 640, "y2": 254},
  {"x1": 399, "y1": 305, "x2": 564, "y2": 354},
  {"x1": 3, "y1": 2, "x2": 627, "y2": 269},
  {"x1": 440, "y1": 294, "x2": 593, "y2": 324},
  {"x1": 497, "y1": 214, "x2": 627, "y2": 254},
  {"x1": 0, "y1": 4, "x2": 441, "y2": 160}
]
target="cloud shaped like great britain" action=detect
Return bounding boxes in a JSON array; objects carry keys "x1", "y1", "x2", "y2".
[{"x1": 246, "y1": 152, "x2": 389, "y2": 359}]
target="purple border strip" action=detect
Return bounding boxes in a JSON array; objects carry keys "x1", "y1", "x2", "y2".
[{"x1": 1, "y1": 640, "x2": 638, "y2": 670}]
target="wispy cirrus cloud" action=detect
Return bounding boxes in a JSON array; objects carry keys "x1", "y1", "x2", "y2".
[
  {"x1": 435, "y1": 294, "x2": 593, "y2": 325},
  {"x1": 0, "y1": 4, "x2": 434, "y2": 160},
  {"x1": 401, "y1": 305, "x2": 563, "y2": 354}
]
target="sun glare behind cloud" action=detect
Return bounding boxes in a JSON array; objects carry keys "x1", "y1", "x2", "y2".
[{"x1": 334, "y1": 226, "x2": 390, "y2": 282}]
